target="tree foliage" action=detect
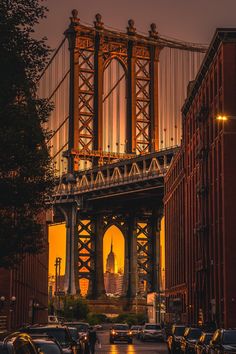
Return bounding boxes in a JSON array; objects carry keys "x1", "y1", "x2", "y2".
[
  {"x1": 0, "y1": 0, "x2": 54, "y2": 267},
  {"x1": 63, "y1": 297, "x2": 89, "y2": 321}
]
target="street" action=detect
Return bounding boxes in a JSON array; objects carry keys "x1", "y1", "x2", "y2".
[{"x1": 95, "y1": 330, "x2": 168, "y2": 353}]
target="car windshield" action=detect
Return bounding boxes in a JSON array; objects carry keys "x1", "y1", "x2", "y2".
[
  {"x1": 145, "y1": 325, "x2": 162, "y2": 330},
  {"x1": 27, "y1": 328, "x2": 71, "y2": 347},
  {"x1": 174, "y1": 327, "x2": 185, "y2": 336},
  {"x1": 113, "y1": 325, "x2": 129, "y2": 330},
  {"x1": 74, "y1": 324, "x2": 89, "y2": 332},
  {"x1": 223, "y1": 330, "x2": 236, "y2": 344},
  {"x1": 131, "y1": 326, "x2": 139, "y2": 330},
  {"x1": 68, "y1": 328, "x2": 79, "y2": 340},
  {"x1": 34, "y1": 342, "x2": 61, "y2": 354},
  {"x1": 188, "y1": 329, "x2": 202, "y2": 339}
]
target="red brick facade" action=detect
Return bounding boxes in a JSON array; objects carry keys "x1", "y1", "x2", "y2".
[
  {"x1": 164, "y1": 29, "x2": 236, "y2": 328},
  {"x1": 164, "y1": 147, "x2": 187, "y2": 323},
  {"x1": 0, "y1": 225, "x2": 48, "y2": 330}
]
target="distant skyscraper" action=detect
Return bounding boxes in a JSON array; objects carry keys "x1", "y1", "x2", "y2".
[
  {"x1": 104, "y1": 240, "x2": 123, "y2": 296},
  {"x1": 106, "y1": 239, "x2": 117, "y2": 273}
]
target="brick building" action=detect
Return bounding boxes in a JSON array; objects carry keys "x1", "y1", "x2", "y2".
[
  {"x1": 0, "y1": 226, "x2": 48, "y2": 330},
  {"x1": 164, "y1": 28, "x2": 236, "y2": 328},
  {"x1": 164, "y1": 147, "x2": 186, "y2": 323}
]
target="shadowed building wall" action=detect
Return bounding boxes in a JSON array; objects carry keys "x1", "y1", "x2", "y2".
[
  {"x1": 0, "y1": 221, "x2": 48, "y2": 330},
  {"x1": 164, "y1": 28, "x2": 236, "y2": 328}
]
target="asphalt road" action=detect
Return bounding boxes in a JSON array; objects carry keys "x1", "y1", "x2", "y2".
[{"x1": 95, "y1": 330, "x2": 168, "y2": 354}]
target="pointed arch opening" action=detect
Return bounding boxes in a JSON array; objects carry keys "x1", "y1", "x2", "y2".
[
  {"x1": 102, "y1": 58, "x2": 127, "y2": 153},
  {"x1": 103, "y1": 225, "x2": 125, "y2": 297}
]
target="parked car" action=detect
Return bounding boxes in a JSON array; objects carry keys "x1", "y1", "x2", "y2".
[
  {"x1": 140, "y1": 323, "x2": 165, "y2": 342},
  {"x1": 67, "y1": 326, "x2": 89, "y2": 354},
  {"x1": 167, "y1": 325, "x2": 186, "y2": 353},
  {"x1": 32, "y1": 335, "x2": 64, "y2": 354},
  {"x1": 180, "y1": 327, "x2": 202, "y2": 354},
  {"x1": 130, "y1": 325, "x2": 142, "y2": 338},
  {"x1": 110, "y1": 324, "x2": 132, "y2": 344},
  {"x1": 63, "y1": 323, "x2": 89, "y2": 341},
  {"x1": 23, "y1": 325, "x2": 78, "y2": 354},
  {"x1": 0, "y1": 332, "x2": 38, "y2": 354},
  {"x1": 208, "y1": 329, "x2": 236, "y2": 354},
  {"x1": 195, "y1": 332, "x2": 213, "y2": 354},
  {"x1": 63, "y1": 322, "x2": 89, "y2": 352}
]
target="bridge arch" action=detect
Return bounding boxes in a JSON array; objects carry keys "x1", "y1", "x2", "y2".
[{"x1": 102, "y1": 57, "x2": 127, "y2": 154}]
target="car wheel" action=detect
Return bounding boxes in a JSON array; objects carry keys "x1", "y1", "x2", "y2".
[
  {"x1": 110, "y1": 339, "x2": 114, "y2": 344},
  {"x1": 128, "y1": 339, "x2": 133, "y2": 344}
]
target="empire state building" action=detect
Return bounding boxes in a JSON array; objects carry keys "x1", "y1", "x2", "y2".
[
  {"x1": 104, "y1": 240, "x2": 123, "y2": 295},
  {"x1": 106, "y1": 241, "x2": 117, "y2": 273}
]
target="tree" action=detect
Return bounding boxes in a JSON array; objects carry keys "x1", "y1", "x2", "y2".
[
  {"x1": 0, "y1": 0, "x2": 54, "y2": 267},
  {"x1": 63, "y1": 297, "x2": 89, "y2": 321}
]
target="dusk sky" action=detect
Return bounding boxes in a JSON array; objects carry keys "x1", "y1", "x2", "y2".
[
  {"x1": 37, "y1": 0, "x2": 236, "y2": 49},
  {"x1": 44, "y1": 0, "x2": 236, "y2": 283}
]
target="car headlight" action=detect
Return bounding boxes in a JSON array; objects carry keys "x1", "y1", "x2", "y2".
[
  {"x1": 111, "y1": 330, "x2": 116, "y2": 335},
  {"x1": 129, "y1": 331, "x2": 132, "y2": 335}
]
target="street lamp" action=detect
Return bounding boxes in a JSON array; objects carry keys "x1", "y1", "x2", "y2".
[{"x1": 216, "y1": 114, "x2": 236, "y2": 121}]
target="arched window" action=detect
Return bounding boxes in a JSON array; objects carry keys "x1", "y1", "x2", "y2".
[{"x1": 103, "y1": 225, "x2": 125, "y2": 296}]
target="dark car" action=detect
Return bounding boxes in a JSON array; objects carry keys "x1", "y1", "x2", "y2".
[
  {"x1": 67, "y1": 327, "x2": 89, "y2": 354},
  {"x1": 23, "y1": 325, "x2": 78, "y2": 354},
  {"x1": 208, "y1": 329, "x2": 236, "y2": 354},
  {"x1": 180, "y1": 327, "x2": 202, "y2": 354},
  {"x1": 0, "y1": 332, "x2": 38, "y2": 354},
  {"x1": 64, "y1": 322, "x2": 89, "y2": 353},
  {"x1": 195, "y1": 332, "x2": 213, "y2": 354},
  {"x1": 64, "y1": 323, "x2": 89, "y2": 343},
  {"x1": 167, "y1": 325, "x2": 186, "y2": 353},
  {"x1": 110, "y1": 324, "x2": 132, "y2": 344},
  {"x1": 32, "y1": 336, "x2": 64, "y2": 354}
]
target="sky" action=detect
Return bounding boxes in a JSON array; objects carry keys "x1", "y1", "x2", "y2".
[
  {"x1": 36, "y1": 0, "x2": 236, "y2": 49},
  {"x1": 45, "y1": 0, "x2": 236, "y2": 287}
]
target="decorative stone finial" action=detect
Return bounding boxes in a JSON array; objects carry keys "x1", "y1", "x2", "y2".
[
  {"x1": 94, "y1": 13, "x2": 104, "y2": 30},
  {"x1": 127, "y1": 19, "x2": 136, "y2": 35},
  {"x1": 70, "y1": 9, "x2": 80, "y2": 25},
  {"x1": 149, "y1": 23, "x2": 158, "y2": 38}
]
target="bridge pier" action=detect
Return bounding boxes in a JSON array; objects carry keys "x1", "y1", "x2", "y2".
[
  {"x1": 126, "y1": 215, "x2": 138, "y2": 299},
  {"x1": 94, "y1": 215, "x2": 106, "y2": 299},
  {"x1": 59, "y1": 206, "x2": 164, "y2": 301},
  {"x1": 59, "y1": 204, "x2": 80, "y2": 295}
]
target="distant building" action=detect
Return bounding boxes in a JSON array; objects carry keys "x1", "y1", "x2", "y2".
[
  {"x1": 104, "y1": 241, "x2": 124, "y2": 296},
  {"x1": 106, "y1": 241, "x2": 117, "y2": 274},
  {"x1": 0, "y1": 220, "x2": 48, "y2": 330},
  {"x1": 164, "y1": 29, "x2": 236, "y2": 328}
]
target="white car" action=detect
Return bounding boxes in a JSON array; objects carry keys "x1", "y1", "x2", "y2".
[{"x1": 140, "y1": 323, "x2": 165, "y2": 342}]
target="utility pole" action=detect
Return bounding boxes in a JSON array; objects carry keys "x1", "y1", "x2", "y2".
[
  {"x1": 54, "y1": 257, "x2": 62, "y2": 313},
  {"x1": 156, "y1": 264, "x2": 161, "y2": 323}
]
